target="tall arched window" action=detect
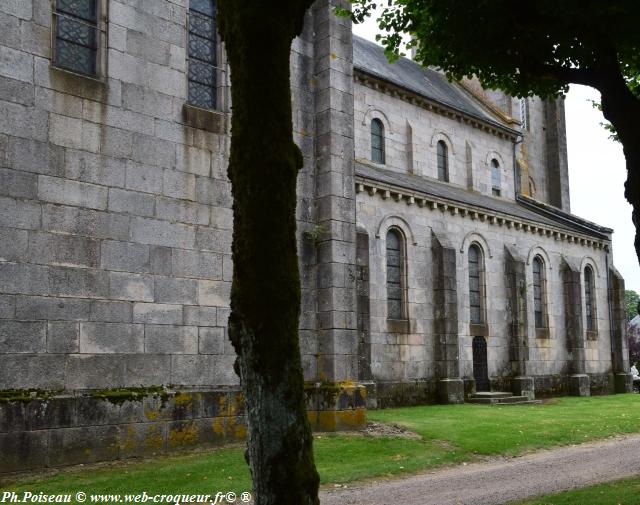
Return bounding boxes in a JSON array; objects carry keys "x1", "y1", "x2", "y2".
[
  {"x1": 532, "y1": 256, "x2": 547, "y2": 329},
  {"x1": 437, "y1": 140, "x2": 449, "y2": 182},
  {"x1": 584, "y1": 265, "x2": 596, "y2": 332},
  {"x1": 491, "y1": 159, "x2": 501, "y2": 196},
  {"x1": 371, "y1": 118, "x2": 385, "y2": 164},
  {"x1": 386, "y1": 228, "x2": 405, "y2": 320},
  {"x1": 468, "y1": 244, "x2": 485, "y2": 324}
]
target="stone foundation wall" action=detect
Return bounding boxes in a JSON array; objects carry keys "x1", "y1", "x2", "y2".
[{"x1": 0, "y1": 383, "x2": 366, "y2": 475}]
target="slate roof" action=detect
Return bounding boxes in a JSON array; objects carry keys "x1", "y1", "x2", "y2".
[
  {"x1": 353, "y1": 36, "x2": 516, "y2": 133},
  {"x1": 355, "y1": 161, "x2": 611, "y2": 240}
]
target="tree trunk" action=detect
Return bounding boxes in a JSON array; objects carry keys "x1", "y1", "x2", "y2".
[
  {"x1": 597, "y1": 68, "x2": 640, "y2": 266},
  {"x1": 217, "y1": 2, "x2": 319, "y2": 505}
]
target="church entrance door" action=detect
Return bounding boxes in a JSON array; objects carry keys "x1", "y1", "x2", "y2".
[{"x1": 472, "y1": 336, "x2": 490, "y2": 392}]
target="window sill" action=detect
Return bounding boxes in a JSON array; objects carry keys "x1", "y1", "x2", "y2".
[
  {"x1": 51, "y1": 64, "x2": 105, "y2": 84},
  {"x1": 469, "y1": 323, "x2": 488, "y2": 336},
  {"x1": 387, "y1": 318, "x2": 410, "y2": 334},
  {"x1": 182, "y1": 103, "x2": 227, "y2": 134},
  {"x1": 535, "y1": 327, "x2": 550, "y2": 339}
]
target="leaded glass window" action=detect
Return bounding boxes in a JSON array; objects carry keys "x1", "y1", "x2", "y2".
[
  {"x1": 386, "y1": 229, "x2": 405, "y2": 320},
  {"x1": 371, "y1": 119, "x2": 385, "y2": 164},
  {"x1": 437, "y1": 140, "x2": 449, "y2": 182},
  {"x1": 188, "y1": 0, "x2": 217, "y2": 109},
  {"x1": 533, "y1": 256, "x2": 547, "y2": 328},
  {"x1": 53, "y1": 0, "x2": 99, "y2": 76},
  {"x1": 585, "y1": 266, "x2": 596, "y2": 332},
  {"x1": 469, "y1": 244, "x2": 484, "y2": 324},
  {"x1": 491, "y1": 159, "x2": 501, "y2": 197}
]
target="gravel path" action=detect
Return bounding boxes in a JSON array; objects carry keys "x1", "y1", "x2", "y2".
[{"x1": 320, "y1": 434, "x2": 640, "y2": 505}]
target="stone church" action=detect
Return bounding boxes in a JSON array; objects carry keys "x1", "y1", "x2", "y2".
[{"x1": 0, "y1": 0, "x2": 632, "y2": 472}]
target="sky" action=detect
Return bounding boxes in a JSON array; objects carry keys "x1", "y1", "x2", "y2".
[{"x1": 352, "y1": 21, "x2": 640, "y2": 292}]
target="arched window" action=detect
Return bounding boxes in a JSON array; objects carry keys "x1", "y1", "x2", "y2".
[
  {"x1": 371, "y1": 118, "x2": 385, "y2": 164},
  {"x1": 437, "y1": 140, "x2": 449, "y2": 182},
  {"x1": 468, "y1": 244, "x2": 485, "y2": 324},
  {"x1": 584, "y1": 265, "x2": 596, "y2": 332},
  {"x1": 532, "y1": 256, "x2": 547, "y2": 328},
  {"x1": 386, "y1": 228, "x2": 405, "y2": 320},
  {"x1": 491, "y1": 159, "x2": 501, "y2": 196}
]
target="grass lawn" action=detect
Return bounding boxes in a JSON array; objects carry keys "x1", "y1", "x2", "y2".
[
  {"x1": 507, "y1": 476, "x2": 640, "y2": 504},
  {"x1": 4, "y1": 395, "x2": 640, "y2": 499}
]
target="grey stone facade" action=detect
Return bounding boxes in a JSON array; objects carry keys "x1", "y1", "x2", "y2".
[{"x1": 0, "y1": 0, "x2": 632, "y2": 472}]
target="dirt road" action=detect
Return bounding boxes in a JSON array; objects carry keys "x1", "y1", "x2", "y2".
[{"x1": 321, "y1": 434, "x2": 640, "y2": 505}]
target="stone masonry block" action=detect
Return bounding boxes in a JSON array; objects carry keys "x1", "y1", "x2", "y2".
[
  {"x1": 42, "y1": 204, "x2": 130, "y2": 241},
  {"x1": 65, "y1": 150, "x2": 126, "y2": 187},
  {"x1": 0, "y1": 226, "x2": 28, "y2": 261},
  {"x1": 198, "y1": 327, "x2": 224, "y2": 354},
  {"x1": 184, "y1": 306, "x2": 217, "y2": 327},
  {"x1": 101, "y1": 240, "x2": 151, "y2": 273},
  {"x1": 0, "y1": 294, "x2": 15, "y2": 318},
  {"x1": 133, "y1": 303, "x2": 182, "y2": 325},
  {"x1": 131, "y1": 217, "x2": 195, "y2": 249},
  {"x1": 144, "y1": 324, "x2": 198, "y2": 354},
  {"x1": 16, "y1": 295, "x2": 90, "y2": 320},
  {"x1": 29, "y1": 232, "x2": 101, "y2": 268},
  {"x1": 0, "y1": 101, "x2": 47, "y2": 142},
  {"x1": 0, "y1": 196, "x2": 41, "y2": 230},
  {"x1": 0, "y1": 354, "x2": 66, "y2": 390},
  {"x1": 0, "y1": 431, "x2": 49, "y2": 473},
  {"x1": 108, "y1": 188, "x2": 156, "y2": 217},
  {"x1": 0, "y1": 320, "x2": 46, "y2": 353},
  {"x1": 90, "y1": 301, "x2": 133, "y2": 323},
  {"x1": 38, "y1": 176, "x2": 108, "y2": 210},
  {"x1": 0, "y1": 167, "x2": 37, "y2": 199},
  {"x1": 150, "y1": 246, "x2": 172, "y2": 275},
  {"x1": 155, "y1": 277, "x2": 198, "y2": 304},
  {"x1": 125, "y1": 161, "x2": 164, "y2": 194},
  {"x1": 123, "y1": 354, "x2": 171, "y2": 385},
  {"x1": 197, "y1": 280, "x2": 231, "y2": 307},
  {"x1": 65, "y1": 354, "x2": 126, "y2": 389},
  {"x1": 3, "y1": 136, "x2": 65, "y2": 176},
  {"x1": 0, "y1": 45, "x2": 33, "y2": 83},
  {"x1": 47, "y1": 321, "x2": 80, "y2": 353},
  {"x1": 172, "y1": 250, "x2": 222, "y2": 280},
  {"x1": 49, "y1": 267, "x2": 109, "y2": 298},
  {"x1": 109, "y1": 272, "x2": 155, "y2": 302},
  {"x1": 194, "y1": 228, "x2": 233, "y2": 253},
  {"x1": 25, "y1": 396, "x2": 75, "y2": 430},
  {"x1": 80, "y1": 322, "x2": 145, "y2": 353},
  {"x1": 48, "y1": 426, "x2": 119, "y2": 466},
  {"x1": 162, "y1": 169, "x2": 196, "y2": 201},
  {"x1": 0, "y1": 262, "x2": 49, "y2": 295}
]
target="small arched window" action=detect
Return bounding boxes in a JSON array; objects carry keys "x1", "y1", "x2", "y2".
[
  {"x1": 371, "y1": 118, "x2": 385, "y2": 164},
  {"x1": 532, "y1": 256, "x2": 547, "y2": 328},
  {"x1": 491, "y1": 159, "x2": 501, "y2": 196},
  {"x1": 584, "y1": 265, "x2": 596, "y2": 332},
  {"x1": 468, "y1": 244, "x2": 485, "y2": 324},
  {"x1": 386, "y1": 228, "x2": 405, "y2": 320},
  {"x1": 437, "y1": 140, "x2": 449, "y2": 182}
]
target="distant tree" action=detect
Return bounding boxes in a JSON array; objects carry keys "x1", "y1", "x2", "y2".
[
  {"x1": 626, "y1": 290, "x2": 640, "y2": 321},
  {"x1": 348, "y1": 0, "x2": 640, "y2": 266},
  {"x1": 218, "y1": 1, "x2": 319, "y2": 504},
  {"x1": 629, "y1": 331, "x2": 640, "y2": 367}
]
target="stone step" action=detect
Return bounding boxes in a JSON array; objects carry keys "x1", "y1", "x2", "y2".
[
  {"x1": 467, "y1": 397, "x2": 542, "y2": 406},
  {"x1": 469, "y1": 391, "x2": 513, "y2": 399}
]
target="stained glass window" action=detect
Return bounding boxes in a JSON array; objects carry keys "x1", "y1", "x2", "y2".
[
  {"x1": 437, "y1": 140, "x2": 448, "y2": 182},
  {"x1": 188, "y1": 0, "x2": 217, "y2": 109},
  {"x1": 371, "y1": 119, "x2": 385, "y2": 164},
  {"x1": 491, "y1": 159, "x2": 501, "y2": 197},
  {"x1": 469, "y1": 244, "x2": 484, "y2": 324},
  {"x1": 54, "y1": 0, "x2": 98, "y2": 76},
  {"x1": 533, "y1": 256, "x2": 546, "y2": 328},
  {"x1": 585, "y1": 266, "x2": 596, "y2": 331},
  {"x1": 386, "y1": 229, "x2": 405, "y2": 320}
]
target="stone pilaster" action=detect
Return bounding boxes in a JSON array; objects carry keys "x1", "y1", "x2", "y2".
[
  {"x1": 545, "y1": 98, "x2": 571, "y2": 212},
  {"x1": 312, "y1": 0, "x2": 358, "y2": 382},
  {"x1": 561, "y1": 257, "x2": 589, "y2": 396},
  {"x1": 504, "y1": 246, "x2": 534, "y2": 399},
  {"x1": 432, "y1": 232, "x2": 463, "y2": 403},
  {"x1": 356, "y1": 230, "x2": 372, "y2": 381},
  {"x1": 609, "y1": 266, "x2": 633, "y2": 393}
]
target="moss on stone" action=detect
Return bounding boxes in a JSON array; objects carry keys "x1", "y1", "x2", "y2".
[
  {"x1": 0, "y1": 389, "x2": 63, "y2": 403},
  {"x1": 90, "y1": 386, "x2": 169, "y2": 405}
]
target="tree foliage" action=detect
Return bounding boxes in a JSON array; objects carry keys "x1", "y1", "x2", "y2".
[
  {"x1": 626, "y1": 290, "x2": 640, "y2": 321},
  {"x1": 348, "y1": 0, "x2": 640, "y2": 266}
]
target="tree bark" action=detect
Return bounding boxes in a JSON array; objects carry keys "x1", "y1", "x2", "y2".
[
  {"x1": 217, "y1": 2, "x2": 319, "y2": 504},
  {"x1": 595, "y1": 66, "x2": 640, "y2": 266}
]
